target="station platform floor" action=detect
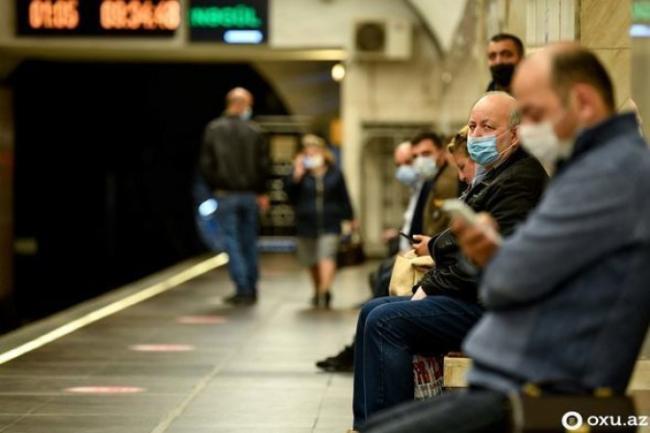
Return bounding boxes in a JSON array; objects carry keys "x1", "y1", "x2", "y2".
[
  {"x1": 0, "y1": 254, "x2": 371, "y2": 433},
  {"x1": 0, "y1": 253, "x2": 648, "y2": 433}
]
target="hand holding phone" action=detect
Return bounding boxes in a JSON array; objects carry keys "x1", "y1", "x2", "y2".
[{"x1": 442, "y1": 199, "x2": 480, "y2": 226}]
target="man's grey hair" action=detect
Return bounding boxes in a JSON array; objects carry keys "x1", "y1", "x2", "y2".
[{"x1": 509, "y1": 106, "x2": 522, "y2": 127}]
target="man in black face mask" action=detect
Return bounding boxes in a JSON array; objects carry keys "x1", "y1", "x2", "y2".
[{"x1": 486, "y1": 33, "x2": 524, "y2": 93}]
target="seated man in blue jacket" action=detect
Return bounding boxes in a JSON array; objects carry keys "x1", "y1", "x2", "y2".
[
  {"x1": 361, "y1": 43, "x2": 650, "y2": 433},
  {"x1": 351, "y1": 92, "x2": 548, "y2": 430}
]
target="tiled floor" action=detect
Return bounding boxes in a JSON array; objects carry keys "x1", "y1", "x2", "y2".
[{"x1": 0, "y1": 254, "x2": 371, "y2": 433}]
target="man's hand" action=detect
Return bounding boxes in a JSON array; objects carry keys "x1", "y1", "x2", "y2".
[
  {"x1": 451, "y1": 213, "x2": 500, "y2": 268},
  {"x1": 411, "y1": 286, "x2": 427, "y2": 301},
  {"x1": 257, "y1": 195, "x2": 271, "y2": 212},
  {"x1": 412, "y1": 235, "x2": 432, "y2": 257},
  {"x1": 382, "y1": 228, "x2": 399, "y2": 243}
]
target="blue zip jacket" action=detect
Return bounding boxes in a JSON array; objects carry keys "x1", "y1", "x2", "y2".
[{"x1": 464, "y1": 113, "x2": 650, "y2": 394}]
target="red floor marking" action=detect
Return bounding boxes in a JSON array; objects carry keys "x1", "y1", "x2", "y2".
[
  {"x1": 65, "y1": 386, "x2": 145, "y2": 394},
  {"x1": 129, "y1": 344, "x2": 195, "y2": 352},
  {"x1": 176, "y1": 315, "x2": 227, "y2": 325}
]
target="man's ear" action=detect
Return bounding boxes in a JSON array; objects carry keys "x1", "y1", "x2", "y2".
[
  {"x1": 510, "y1": 125, "x2": 521, "y2": 146},
  {"x1": 572, "y1": 84, "x2": 598, "y2": 122}
]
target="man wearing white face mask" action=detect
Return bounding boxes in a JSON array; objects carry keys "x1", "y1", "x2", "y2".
[{"x1": 408, "y1": 132, "x2": 459, "y2": 243}]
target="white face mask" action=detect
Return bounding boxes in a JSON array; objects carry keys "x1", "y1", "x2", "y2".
[
  {"x1": 413, "y1": 155, "x2": 439, "y2": 179},
  {"x1": 519, "y1": 121, "x2": 574, "y2": 175},
  {"x1": 304, "y1": 154, "x2": 325, "y2": 170}
]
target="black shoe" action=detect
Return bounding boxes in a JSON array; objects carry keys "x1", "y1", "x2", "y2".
[
  {"x1": 322, "y1": 292, "x2": 332, "y2": 309},
  {"x1": 316, "y1": 345, "x2": 354, "y2": 372},
  {"x1": 224, "y1": 294, "x2": 257, "y2": 306},
  {"x1": 311, "y1": 294, "x2": 320, "y2": 308}
]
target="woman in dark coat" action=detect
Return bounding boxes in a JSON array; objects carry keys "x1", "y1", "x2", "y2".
[{"x1": 284, "y1": 134, "x2": 354, "y2": 308}]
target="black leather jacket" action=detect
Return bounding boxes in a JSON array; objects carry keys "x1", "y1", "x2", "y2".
[
  {"x1": 418, "y1": 148, "x2": 548, "y2": 302},
  {"x1": 200, "y1": 115, "x2": 270, "y2": 193}
]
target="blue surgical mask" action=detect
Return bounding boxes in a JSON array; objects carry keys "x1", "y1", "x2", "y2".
[
  {"x1": 467, "y1": 135, "x2": 500, "y2": 166},
  {"x1": 395, "y1": 164, "x2": 418, "y2": 187}
]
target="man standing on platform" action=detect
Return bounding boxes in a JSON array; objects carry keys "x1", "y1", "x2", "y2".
[{"x1": 200, "y1": 87, "x2": 270, "y2": 306}]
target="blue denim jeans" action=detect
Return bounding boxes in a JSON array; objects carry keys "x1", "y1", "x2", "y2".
[
  {"x1": 361, "y1": 389, "x2": 510, "y2": 433},
  {"x1": 214, "y1": 193, "x2": 259, "y2": 296},
  {"x1": 353, "y1": 295, "x2": 484, "y2": 428}
]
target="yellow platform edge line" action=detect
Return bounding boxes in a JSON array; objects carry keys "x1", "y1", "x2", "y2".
[{"x1": 0, "y1": 253, "x2": 229, "y2": 366}]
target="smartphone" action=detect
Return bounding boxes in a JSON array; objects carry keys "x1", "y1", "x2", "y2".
[
  {"x1": 442, "y1": 199, "x2": 503, "y2": 245},
  {"x1": 441, "y1": 199, "x2": 479, "y2": 225},
  {"x1": 399, "y1": 232, "x2": 415, "y2": 244}
]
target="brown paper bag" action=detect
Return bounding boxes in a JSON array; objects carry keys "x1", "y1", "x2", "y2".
[{"x1": 388, "y1": 250, "x2": 434, "y2": 297}]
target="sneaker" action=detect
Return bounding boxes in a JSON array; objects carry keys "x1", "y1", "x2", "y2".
[{"x1": 316, "y1": 345, "x2": 354, "y2": 372}]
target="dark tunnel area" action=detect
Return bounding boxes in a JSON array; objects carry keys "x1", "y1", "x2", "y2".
[{"x1": 8, "y1": 60, "x2": 288, "y2": 328}]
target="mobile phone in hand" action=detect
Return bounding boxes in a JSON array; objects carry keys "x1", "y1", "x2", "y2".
[{"x1": 441, "y1": 199, "x2": 479, "y2": 225}]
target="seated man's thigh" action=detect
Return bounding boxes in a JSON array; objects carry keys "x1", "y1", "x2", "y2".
[{"x1": 367, "y1": 296, "x2": 483, "y2": 354}]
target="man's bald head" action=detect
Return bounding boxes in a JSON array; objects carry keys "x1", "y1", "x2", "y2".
[
  {"x1": 469, "y1": 92, "x2": 521, "y2": 136},
  {"x1": 225, "y1": 87, "x2": 253, "y2": 116},
  {"x1": 394, "y1": 141, "x2": 413, "y2": 166},
  {"x1": 513, "y1": 43, "x2": 614, "y2": 141}
]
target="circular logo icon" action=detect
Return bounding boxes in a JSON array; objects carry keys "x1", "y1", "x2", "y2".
[{"x1": 562, "y1": 411, "x2": 584, "y2": 431}]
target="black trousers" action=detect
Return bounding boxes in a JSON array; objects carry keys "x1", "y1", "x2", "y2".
[{"x1": 361, "y1": 389, "x2": 512, "y2": 433}]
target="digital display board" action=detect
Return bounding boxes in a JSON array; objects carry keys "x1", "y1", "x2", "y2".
[
  {"x1": 189, "y1": 0, "x2": 268, "y2": 44},
  {"x1": 16, "y1": 0, "x2": 181, "y2": 36}
]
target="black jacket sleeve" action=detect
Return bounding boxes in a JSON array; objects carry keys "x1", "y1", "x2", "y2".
[
  {"x1": 199, "y1": 124, "x2": 217, "y2": 190},
  {"x1": 418, "y1": 173, "x2": 543, "y2": 299}
]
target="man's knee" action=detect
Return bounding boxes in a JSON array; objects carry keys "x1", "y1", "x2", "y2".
[{"x1": 359, "y1": 297, "x2": 391, "y2": 324}]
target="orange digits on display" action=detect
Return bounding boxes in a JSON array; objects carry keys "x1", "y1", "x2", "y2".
[
  {"x1": 29, "y1": 0, "x2": 79, "y2": 30},
  {"x1": 100, "y1": 0, "x2": 180, "y2": 30}
]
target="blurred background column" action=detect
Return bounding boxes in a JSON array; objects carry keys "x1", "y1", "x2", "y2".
[{"x1": 631, "y1": 0, "x2": 650, "y2": 135}]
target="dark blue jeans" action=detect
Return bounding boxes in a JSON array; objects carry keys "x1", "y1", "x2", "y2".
[
  {"x1": 214, "y1": 193, "x2": 259, "y2": 296},
  {"x1": 353, "y1": 295, "x2": 484, "y2": 428},
  {"x1": 361, "y1": 389, "x2": 510, "y2": 433}
]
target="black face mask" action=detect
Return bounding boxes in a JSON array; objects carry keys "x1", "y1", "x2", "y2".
[{"x1": 490, "y1": 63, "x2": 516, "y2": 89}]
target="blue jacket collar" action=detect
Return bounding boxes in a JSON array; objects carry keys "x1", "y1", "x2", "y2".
[
  {"x1": 557, "y1": 113, "x2": 640, "y2": 172},
  {"x1": 572, "y1": 113, "x2": 639, "y2": 160}
]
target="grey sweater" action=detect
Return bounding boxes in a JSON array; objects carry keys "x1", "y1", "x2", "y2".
[{"x1": 464, "y1": 113, "x2": 650, "y2": 394}]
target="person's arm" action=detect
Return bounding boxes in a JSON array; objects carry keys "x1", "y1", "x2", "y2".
[
  {"x1": 199, "y1": 125, "x2": 217, "y2": 190},
  {"x1": 337, "y1": 170, "x2": 354, "y2": 220},
  {"x1": 481, "y1": 169, "x2": 636, "y2": 310},
  {"x1": 418, "y1": 173, "x2": 544, "y2": 297}
]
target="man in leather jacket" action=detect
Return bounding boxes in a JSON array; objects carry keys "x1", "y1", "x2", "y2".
[{"x1": 200, "y1": 87, "x2": 270, "y2": 305}]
